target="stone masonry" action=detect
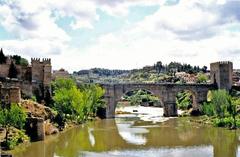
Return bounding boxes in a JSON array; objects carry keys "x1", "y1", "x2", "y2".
[{"x1": 102, "y1": 61, "x2": 233, "y2": 118}]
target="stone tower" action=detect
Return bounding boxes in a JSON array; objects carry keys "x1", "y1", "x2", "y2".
[
  {"x1": 31, "y1": 58, "x2": 52, "y2": 100},
  {"x1": 31, "y1": 58, "x2": 51, "y2": 86},
  {"x1": 210, "y1": 61, "x2": 233, "y2": 91}
]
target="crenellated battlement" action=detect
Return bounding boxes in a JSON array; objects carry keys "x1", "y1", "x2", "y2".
[
  {"x1": 31, "y1": 58, "x2": 41, "y2": 64},
  {"x1": 42, "y1": 58, "x2": 51, "y2": 64},
  {"x1": 211, "y1": 61, "x2": 232, "y2": 65},
  {"x1": 31, "y1": 58, "x2": 51, "y2": 64}
]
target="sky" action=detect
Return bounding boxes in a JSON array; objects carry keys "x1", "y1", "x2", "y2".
[{"x1": 0, "y1": 0, "x2": 240, "y2": 72}]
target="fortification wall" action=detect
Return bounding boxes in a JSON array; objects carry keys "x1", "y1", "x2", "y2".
[
  {"x1": 0, "y1": 79, "x2": 33, "y2": 98},
  {"x1": 0, "y1": 64, "x2": 10, "y2": 78},
  {"x1": 0, "y1": 85, "x2": 21, "y2": 104}
]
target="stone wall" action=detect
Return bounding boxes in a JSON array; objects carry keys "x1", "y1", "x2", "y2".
[
  {"x1": 0, "y1": 64, "x2": 10, "y2": 78},
  {"x1": 0, "y1": 83, "x2": 21, "y2": 104}
]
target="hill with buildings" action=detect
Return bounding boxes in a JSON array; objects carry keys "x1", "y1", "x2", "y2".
[{"x1": 73, "y1": 61, "x2": 210, "y2": 84}]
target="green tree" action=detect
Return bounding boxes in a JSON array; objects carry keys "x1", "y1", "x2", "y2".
[
  {"x1": 52, "y1": 78, "x2": 76, "y2": 91},
  {"x1": 0, "y1": 48, "x2": 7, "y2": 64},
  {"x1": 197, "y1": 73, "x2": 208, "y2": 83},
  {"x1": 0, "y1": 104, "x2": 27, "y2": 144},
  {"x1": 211, "y1": 90, "x2": 230, "y2": 118},
  {"x1": 8, "y1": 61, "x2": 18, "y2": 78},
  {"x1": 11, "y1": 55, "x2": 29, "y2": 66},
  {"x1": 53, "y1": 78, "x2": 105, "y2": 123}
]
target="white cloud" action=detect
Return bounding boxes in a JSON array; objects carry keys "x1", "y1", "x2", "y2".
[{"x1": 1, "y1": 0, "x2": 240, "y2": 72}]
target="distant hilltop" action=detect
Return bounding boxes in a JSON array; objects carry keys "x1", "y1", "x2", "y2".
[{"x1": 73, "y1": 61, "x2": 209, "y2": 77}]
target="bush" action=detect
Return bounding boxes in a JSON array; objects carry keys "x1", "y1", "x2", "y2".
[
  {"x1": 213, "y1": 117, "x2": 235, "y2": 128},
  {"x1": 197, "y1": 73, "x2": 208, "y2": 83},
  {"x1": 176, "y1": 91, "x2": 192, "y2": 110},
  {"x1": 201, "y1": 102, "x2": 215, "y2": 116},
  {"x1": 0, "y1": 103, "x2": 27, "y2": 147},
  {"x1": 4, "y1": 129, "x2": 29, "y2": 150}
]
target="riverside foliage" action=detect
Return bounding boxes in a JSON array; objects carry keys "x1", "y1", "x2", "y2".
[
  {"x1": 52, "y1": 78, "x2": 105, "y2": 123},
  {"x1": 201, "y1": 90, "x2": 240, "y2": 129},
  {"x1": 0, "y1": 103, "x2": 27, "y2": 149}
]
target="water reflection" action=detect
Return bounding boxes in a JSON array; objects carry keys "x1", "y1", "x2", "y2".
[
  {"x1": 12, "y1": 117, "x2": 240, "y2": 157},
  {"x1": 81, "y1": 146, "x2": 213, "y2": 157},
  {"x1": 115, "y1": 118, "x2": 148, "y2": 145}
]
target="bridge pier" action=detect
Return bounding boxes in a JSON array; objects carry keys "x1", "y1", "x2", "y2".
[{"x1": 163, "y1": 102, "x2": 178, "y2": 117}]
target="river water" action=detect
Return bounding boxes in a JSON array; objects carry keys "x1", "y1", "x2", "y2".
[{"x1": 12, "y1": 111, "x2": 240, "y2": 157}]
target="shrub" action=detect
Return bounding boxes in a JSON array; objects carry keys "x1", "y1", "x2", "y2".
[
  {"x1": 211, "y1": 90, "x2": 230, "y2": 118},
  {"x1": 0, "y1": 104, "x2": 27, "y2": 149},
  {"x1": 201, "y1": 102, "x2": 215, "y2": 116},
  {"x1": 4, "y1": 129, "x2": 29, "y2": 150},
  {"x1": 213, "y1": 117, "x2": 232, "y2": 128},
  {"x1": 176, "y1": 91, "x2": 192, "y2": 110}
]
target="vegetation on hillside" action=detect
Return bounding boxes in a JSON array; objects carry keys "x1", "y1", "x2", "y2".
[
  {"x1": 74, "y1": 61, "x2": 209, "y2": 84},
  {"x1": 122, "y1": 89, "x2": 160, "y2": 106}
]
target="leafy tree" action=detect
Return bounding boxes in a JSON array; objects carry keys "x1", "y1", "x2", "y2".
[
  {"x1": 8, "y1": 61, "x2": 18, "y2": 78},
  {"x1": 53, "y1": 78, "x2": 105, "y2": 123},
  {"x1": 11, "y1": 55, "x2": 29, "y2": 66},
  {"x1": 197, "y1": 73, "x2": 208, "y2": 83},
  {"x1": 211, "y1": 90, "x2": 230, "y2": 118},
  {"x1": 155, "y1": 61, "x2": 163, "y2": 74},
  {"x1": 52, "y1": 78, "x2": 76, "y2": 91},
  {"x1": 0, "y1": 48, "x2": 7, "y2": 64},
  {"x1": 20, "y1": 58, "x2": 29, "y2": 66},
  {"x1": 202, "y1": 66, "x2": 208, "y2": 73},
  {"x1": 0, "y1": 104, "x2": 27, "y2": 144}
]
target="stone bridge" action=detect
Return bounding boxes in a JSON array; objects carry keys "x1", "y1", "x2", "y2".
[
  {"x1": 101, "y1": 61, "x2": 233, "y2": 118},
  {"x1": 102, "y1": 83, "x2": 216, "y2": 118}
]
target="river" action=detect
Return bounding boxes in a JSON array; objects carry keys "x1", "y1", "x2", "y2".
[{"x1": 12, "y1": 107, "x2": 240, "y2": 157}]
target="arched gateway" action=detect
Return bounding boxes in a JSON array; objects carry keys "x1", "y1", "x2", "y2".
[{"x1": 100, "y1": 61, "x2": 233, "y2": 118}]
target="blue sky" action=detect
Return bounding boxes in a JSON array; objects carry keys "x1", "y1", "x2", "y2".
[{"x1": 0, "y1": 0, "x2": 240, "y2": 72}]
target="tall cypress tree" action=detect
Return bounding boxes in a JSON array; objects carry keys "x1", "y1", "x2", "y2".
[
  {"x1": 0, "y1": 48, "x2": 7, "y2": 64},
  {"x1": 8, "y1": 61, "x2": 18, "y2": 78}
]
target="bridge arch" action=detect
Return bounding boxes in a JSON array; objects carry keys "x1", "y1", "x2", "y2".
[
  {"x1": 175, "y1": 89, "x2": 197, "y2": 110},
  {"x1": 102, "y1": 83, "x2": 215, "y2": 118},
  {"x1": 119, "y1": 88, "x2": 164, "y2": 107}
]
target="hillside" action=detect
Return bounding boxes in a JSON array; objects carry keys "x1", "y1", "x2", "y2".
[{"x1": 73, "y1": 61, "x2": 210, "y2": 84}]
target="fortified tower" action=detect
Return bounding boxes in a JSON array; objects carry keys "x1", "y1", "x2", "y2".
[
  {"x1": 210, "y1": 61, "x2": 233, "y2": 91},
  {"x1": 31, "y1": 58, "x2": 52, "y2": 99},
  {"x1": 31, "y1": 58, "x2": 51, "y2": 86}
]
